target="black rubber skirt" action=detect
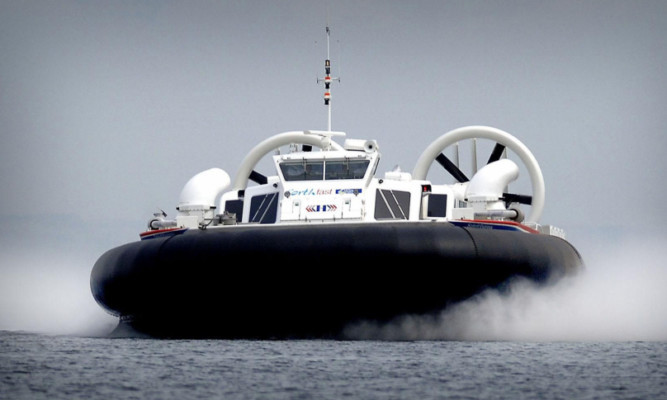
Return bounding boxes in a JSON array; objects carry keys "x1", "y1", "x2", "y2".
[{"x1": 91, "y1": 222, "x2": 582, "y2": 338}]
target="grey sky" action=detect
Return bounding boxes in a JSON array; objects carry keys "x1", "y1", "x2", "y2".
[{"x1": 1, "y1": 0, "x2": 666, "y2": 334}]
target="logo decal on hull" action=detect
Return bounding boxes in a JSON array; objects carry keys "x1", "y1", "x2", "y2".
[
  {"x1": 287, "y1": 188, "x2": 363, "y2": 197},
  {"x1": 305, "y1": 205, "x2": 338, "y2": 212},
  {"x1": 336, "y1": 188, "x2": 362, "y2": 195}
]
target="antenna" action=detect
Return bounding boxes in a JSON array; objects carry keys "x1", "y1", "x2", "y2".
[{"x1": 317, "y1": 26, "x2": 340, "y2": 132}]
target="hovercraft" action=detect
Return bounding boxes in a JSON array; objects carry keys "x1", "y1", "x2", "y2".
[{"x1": 90, "y1": 29, "x2": 582, "y2": 339}]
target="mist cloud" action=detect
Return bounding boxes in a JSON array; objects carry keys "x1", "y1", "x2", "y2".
[{"x1": 345, "y1": 234, "x2": 667, "y2": 342}]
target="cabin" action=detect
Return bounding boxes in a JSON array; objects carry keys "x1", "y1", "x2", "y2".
[{"x1": 214, "y1": 132, "x2": 464, "y2": 226}]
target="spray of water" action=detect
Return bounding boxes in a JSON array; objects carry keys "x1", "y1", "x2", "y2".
[
  {"x1": 0, "y1": 251, "x2": 117, "y2": 337},
  {"x1": 345, "y1": 233, "x2": 667, "y2": 341}
]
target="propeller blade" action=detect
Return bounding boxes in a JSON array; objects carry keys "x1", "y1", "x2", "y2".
[
  {"x1": 503, "y1": 193, "x2": 532, "y2": 205},
  {"x1": 454, "y1": 142, "x2": 460, "y2": 169},
  {"x1": 472, "y1": 138, "x2": 478, "y2": 174},
  {"x1": 249, "y1": 170, "x2": 268, "y2": 185},
  {"x1": 487, "y1": 143, "x2": 506, "y2": 164},
  {"x1": 436, "y1": 153, "x2": 469, "y2": 183}
]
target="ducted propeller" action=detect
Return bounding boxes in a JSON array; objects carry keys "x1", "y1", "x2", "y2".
[{"x1": 413, "y1": 126, "x2": 545, "y2": 223}]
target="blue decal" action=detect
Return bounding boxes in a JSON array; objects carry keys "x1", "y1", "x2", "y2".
[{"x1": 336, "y1": 188, "x2": 363, "y2": 195}]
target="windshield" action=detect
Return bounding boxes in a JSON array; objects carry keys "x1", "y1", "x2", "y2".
[
  {"x1": 325, "y1": 160, "x2": 369, "y2": 180},
  {"x1": 280, "y1": 159, "x2": 370, "y2": 181},
  {"x1": 280, "y1": 160, "x2": 323, "y2": 181}
]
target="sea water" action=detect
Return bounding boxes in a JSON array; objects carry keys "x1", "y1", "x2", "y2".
[{"x1": 1, "y1": 331, "x2": 665, "y2": 400}]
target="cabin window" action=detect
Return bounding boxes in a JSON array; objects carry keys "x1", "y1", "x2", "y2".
[
  {"x1": 224, "y1": 199, "x2": 244, "y2": 222},
  {"x1": 249, "y1": 193, "x2": 278, "y2": 223},
  {"x1": 280, "y1": 161, "x2": 324, "y2": 181},
  {"x1": 374, "y1": 189, "x2": 410, "y2": 220},
  {"x1": 280, "y1": 159, "x2": 370, "y2": 181},
  {"x1": 427, "y1": 194, "x2": 448, "y2": 218},
  {"x1": 325, "y1": 160, "x2": 370, "y2": 180}
]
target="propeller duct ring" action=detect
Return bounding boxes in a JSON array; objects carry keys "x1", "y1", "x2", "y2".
[{"x1": 412, "y1": 126, "x2": 545, "y2": 223}]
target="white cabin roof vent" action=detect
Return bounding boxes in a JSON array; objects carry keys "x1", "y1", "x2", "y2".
[{"x1": 344, "y1": 139, "x2": 379, "y2": 153}]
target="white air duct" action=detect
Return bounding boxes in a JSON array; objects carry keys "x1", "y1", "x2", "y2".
[
  {"x1": 179, "y1": 168, "x2": 231, "y2": 208},
  {"x1": 466, "y1": 159, "x2": 518, "y2": 205},
  {"x1": 177, "y1": 168, "x2": 230, "y2": 228}
]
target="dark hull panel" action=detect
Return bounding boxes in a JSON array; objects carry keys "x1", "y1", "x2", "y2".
[{"x1": 90, "y1": 222, "x2": 582, "y2": 338}]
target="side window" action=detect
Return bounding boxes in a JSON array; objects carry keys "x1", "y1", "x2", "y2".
[
  {"x1": 427, "y1": 194, "x2": 448, "y2": 218},
  {"x1": 249, "y1": 193, "x2": 278, "y2": 224},
  {"x1": 374, "y1": 189, "x2": 410, "y2": 220},
  {"x1": 224, "y1": 199, "x2": 244, "y2": 222}
]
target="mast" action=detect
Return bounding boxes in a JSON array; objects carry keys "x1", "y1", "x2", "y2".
[{"x1": 318, "y1": 26, "x2": 339, "y2": 132}]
